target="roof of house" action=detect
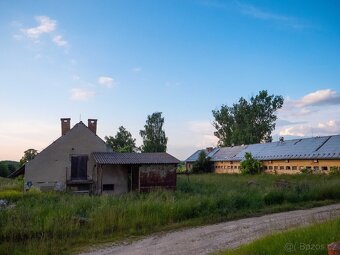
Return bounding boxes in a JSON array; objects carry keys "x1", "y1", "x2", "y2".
[
  {"x1": 210, "y1": 135, "x2": 340, "y2": 161},
  {"x1": 93, "y1": 152, "x2": 180, "y2": 165}
]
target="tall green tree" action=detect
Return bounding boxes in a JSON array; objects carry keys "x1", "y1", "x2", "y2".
[
  {"x1": 140, "y1": 112, "x2": 168, "y2": 152},
  {"x1": 105, "y1": 126, "x2": 137, "y2": 152},
  {"x1": 19, "y1": 149, "x2": 38, "y2": 166},
  {"x1": 212, "y1": 90, "x2": 284, "y2": 146}
]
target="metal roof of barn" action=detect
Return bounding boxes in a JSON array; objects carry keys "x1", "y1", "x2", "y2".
[
  {"x1": 209, "y1": 135, "x2": 340, "y2": 161},
  {"x1": 210, "y1": 145, "x2": 247, "y2": 161},
  {"x1": 184, "y1": 147, "x2": 219, "y2": 162},
  {"x1": 93, "y1": 152, "x2": 180, "y2": 165}
]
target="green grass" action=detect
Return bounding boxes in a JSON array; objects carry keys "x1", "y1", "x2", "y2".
[
  {"x1": 0, "y1": 174, "x2": 339, "y2": 254},
  {"x1": 219, "y1": 218, "x2": 340, "y2": 255}
]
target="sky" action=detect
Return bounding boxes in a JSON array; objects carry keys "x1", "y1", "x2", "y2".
[{"x1": 0, "y1": 0, "x2": 340, "y2": 161}]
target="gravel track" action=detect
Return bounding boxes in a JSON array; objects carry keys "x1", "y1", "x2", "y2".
[{"x1": 79, "y1": 203, "x2": 340, "y2": 255}]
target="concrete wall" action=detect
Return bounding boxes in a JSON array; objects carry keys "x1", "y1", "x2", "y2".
[
  {"x1": 101, "y1": 165, "x2": 129, "y2": 195},
  {"x1": 25, "y1": 122, "x2": 111, "y2": 191},
  {"x1": 213, "y1": 159, "x2": 340, "y2": 174}
]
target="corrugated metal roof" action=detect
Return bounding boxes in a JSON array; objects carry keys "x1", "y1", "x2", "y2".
[
  {"x1": 184, "y1": 149, "x2": 207, "y2": 162},
  {"x1": 93, "y1": 152, "x2": 180, "y2": 165},
  {"x1": 185, "y1": 148, "x2": 219, "y2": 162},
  {"x1": 211, "y1": 145, "x2": 247, "y2": 161},
  {"x1": 210, "y1": 135, "x2": 340, "y2": 161}
]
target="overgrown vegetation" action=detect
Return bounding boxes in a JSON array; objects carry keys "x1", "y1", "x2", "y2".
[
  {"x1": 220, "y1": 218, "x2": 340, "y2": 255},
  {"x1": 0, "y1": 161, "x2": 19, "y2": 178},
  {"x1": 192, "y1": 151, "x2": 211, "y2": 173},
  {"x1": 240, "y1": 152, "x2": 263, "y2": 175},
  {"x1": 0, "y1": 174, "x2": 339, "y2": 254}
]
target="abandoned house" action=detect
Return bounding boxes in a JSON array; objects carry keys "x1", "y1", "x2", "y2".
[
  {"x1": 20, "y1": 118, "x2": 179, "y2": 194},
  {"x1": 185, "y1": 135, "x2": 340, "y2": 174}
]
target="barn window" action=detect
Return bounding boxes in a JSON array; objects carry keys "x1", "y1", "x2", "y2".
[
  {"x1": 71, "y1": 155, "x2": 88, "y2": 180},
  {"x1": 292, "y1": 166, "x2": 297, "y2": 170},
  {"x1": 322, "y1": 166, "x2": 328, "y2": 171},
  {"x1": 274, "y1": 166, "x2": 278, "y2": 170},
  {"x1": 103, "y1": 184, "x2": 114, "y2": 191},
  {"x1": 280, "y1": 166, "x2": 284, "y2": 170},
  {"x1": 269, "y1": 166, "x2": 273, "y2": 170},
  {"x1": 286, "y1": 166, "x2": 291, "y2": 170}
]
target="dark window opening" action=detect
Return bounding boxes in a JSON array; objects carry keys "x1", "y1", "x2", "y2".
[
  {"x1": 280, "y1": 166, "x2": 284, "y2": 170},
  {"x1": 292, "y1": 166, "x2": 297, "y2": 170},
  {"x1": 322, "y1": 166, "x2": 328, "y2": 171},
  {"x1": 103, "y1": 184, "x2": 114, "y2": 191},
  {"x1": 71, "y1": 155, "x2": 88, "y2": 180},
  {"x1": 269, "y1": 166, "x2": 273, "y2": 170},
  {"x1": 286, "y1": 166, "x2": 291, "y2": 170}
]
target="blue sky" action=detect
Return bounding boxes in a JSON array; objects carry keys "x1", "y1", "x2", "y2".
[{"x1": 1, "y1": 0, "x2": 340, "y2": 160}]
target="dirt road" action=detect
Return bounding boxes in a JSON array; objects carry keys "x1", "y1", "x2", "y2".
[{"x1": 79, "y1": 203, "x2": 340, "y2": 255}]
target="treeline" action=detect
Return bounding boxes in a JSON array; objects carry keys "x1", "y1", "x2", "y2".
[{"x1": 0, "y1": 161, "x2": 19, "y2": 177}]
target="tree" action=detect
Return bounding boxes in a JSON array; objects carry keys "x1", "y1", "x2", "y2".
[
  {"x1": 212, "y1": 90, "x2": 284, "y2": 146},
  {"x1": 0, "y1": 163, "x2": 8, "y2": 177},
  {"x1": 140, "y1": 112, "x2": 168, "y2": 152},
  {"x1": 19, "y1": 149, "x2": 38, "y2": 166},
  {"x1": 240, "y1": 152, "x2": 263, "y2": 175},
  {"x1": 192, "y1": 151, "x2": 211, "y2": 173},
  {"x1": 105, "y1": 126, "x2": 137, "y2": 153}
]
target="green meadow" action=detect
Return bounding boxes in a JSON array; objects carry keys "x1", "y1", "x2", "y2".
[
  {"x1": 0, "y1": 173, "x2": 340, "y2": 254},
  {"x1": 220, "y1": 218, "x2": 340, "y2": 255}
]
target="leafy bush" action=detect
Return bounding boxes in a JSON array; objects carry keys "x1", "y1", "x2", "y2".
[
  {"x1": 330, "y1": 166, "x2": 340, "y2": 175},
  {"x1": 240, "y1": 152, "x2": 263, "y2": 175},
  {"x1": 300, "y1": 167, "x2": 313, "y2": 174}
]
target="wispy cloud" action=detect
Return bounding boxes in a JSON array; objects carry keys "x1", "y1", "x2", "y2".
[
  {"x1": 132, "y1": 67, "x2": 142, "y2": 73},
  {"x1": 70, "y1": 88, "x2": 95, "y2": 101},
  {"x1": 236, "y1": 1, "x2": 308, "y2": 28},
  {"x1": 20, "y1": 16, "x2": 68, "y2": 48},
  {"x1": 52, "y1": 35, "x2": 68, "y2": 48},
  {"x1": 98, "y1": 76, "x2": 118, "y2": 88},
  {"x1": 275, "y1": 89, "x2": 340, "y2": 138},
  {"x1": 200, "y1": 0, "x2": 308, "y2": 28},
  {"x1": 22, "y1": 16, "x2": 56, "y2": 39},
  {"x1": 295, "y1": 89, "x2": 340, "y2": 107}
]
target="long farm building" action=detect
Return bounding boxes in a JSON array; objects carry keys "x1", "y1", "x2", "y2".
[{"x1": 185, "y1": 135, "x2": 340, "y2": 174}]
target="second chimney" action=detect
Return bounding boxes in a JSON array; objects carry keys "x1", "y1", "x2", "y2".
[
  {"x1": 88, "y1": 119, "x2": 97, "y2": 134},
  {"x1": 61, "y1": 118, "x2": 71, "y2": 136}
]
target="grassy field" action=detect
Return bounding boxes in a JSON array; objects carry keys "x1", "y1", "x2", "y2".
[
  {"x1": 0, "y1": 174, "x2": 340, "y2": 254},
  {"x1": 219, "y1": 218, "x2": 340, "y2": 255}
]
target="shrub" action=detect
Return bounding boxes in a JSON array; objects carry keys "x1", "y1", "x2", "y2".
[
  {"x1": 240, "y1": 153, "x2": 263, "y2": 175},
  {"x1": 300, "y1": 167, "x2": 313, "y2": 174},
  {"x1": 192, "y1": 151, "x2": 211, "y2": 173},
  {"x1": 330, "y1": 166, "x2": 340, "y2": 175}
]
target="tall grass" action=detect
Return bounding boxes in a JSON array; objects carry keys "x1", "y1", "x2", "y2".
[
  {"x1": 220, "y1": 218, "x2": 340, "y2": 255},
  {"x1": 0, "y1": 174, "x2": 339, "y2": 254}
]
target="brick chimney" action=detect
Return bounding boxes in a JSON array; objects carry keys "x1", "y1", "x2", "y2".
[
  {"x1": 61, "y1": 118, "x2": 71, "y2": 136},
  {"x1": 88, "y1": 119, "x2": 97, "y2": 134},
  {"x1": 206, "y1": 147, "x2": 213, "y2": 153}
]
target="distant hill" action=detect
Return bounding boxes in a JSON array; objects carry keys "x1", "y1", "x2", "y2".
[{"x1": 0, "y1": 161, "x2": 20, "y2": 177}]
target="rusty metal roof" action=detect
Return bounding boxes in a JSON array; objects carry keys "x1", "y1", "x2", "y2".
[{"x1": 93, "y1": 152, "x2": 180, "y2": 165}]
